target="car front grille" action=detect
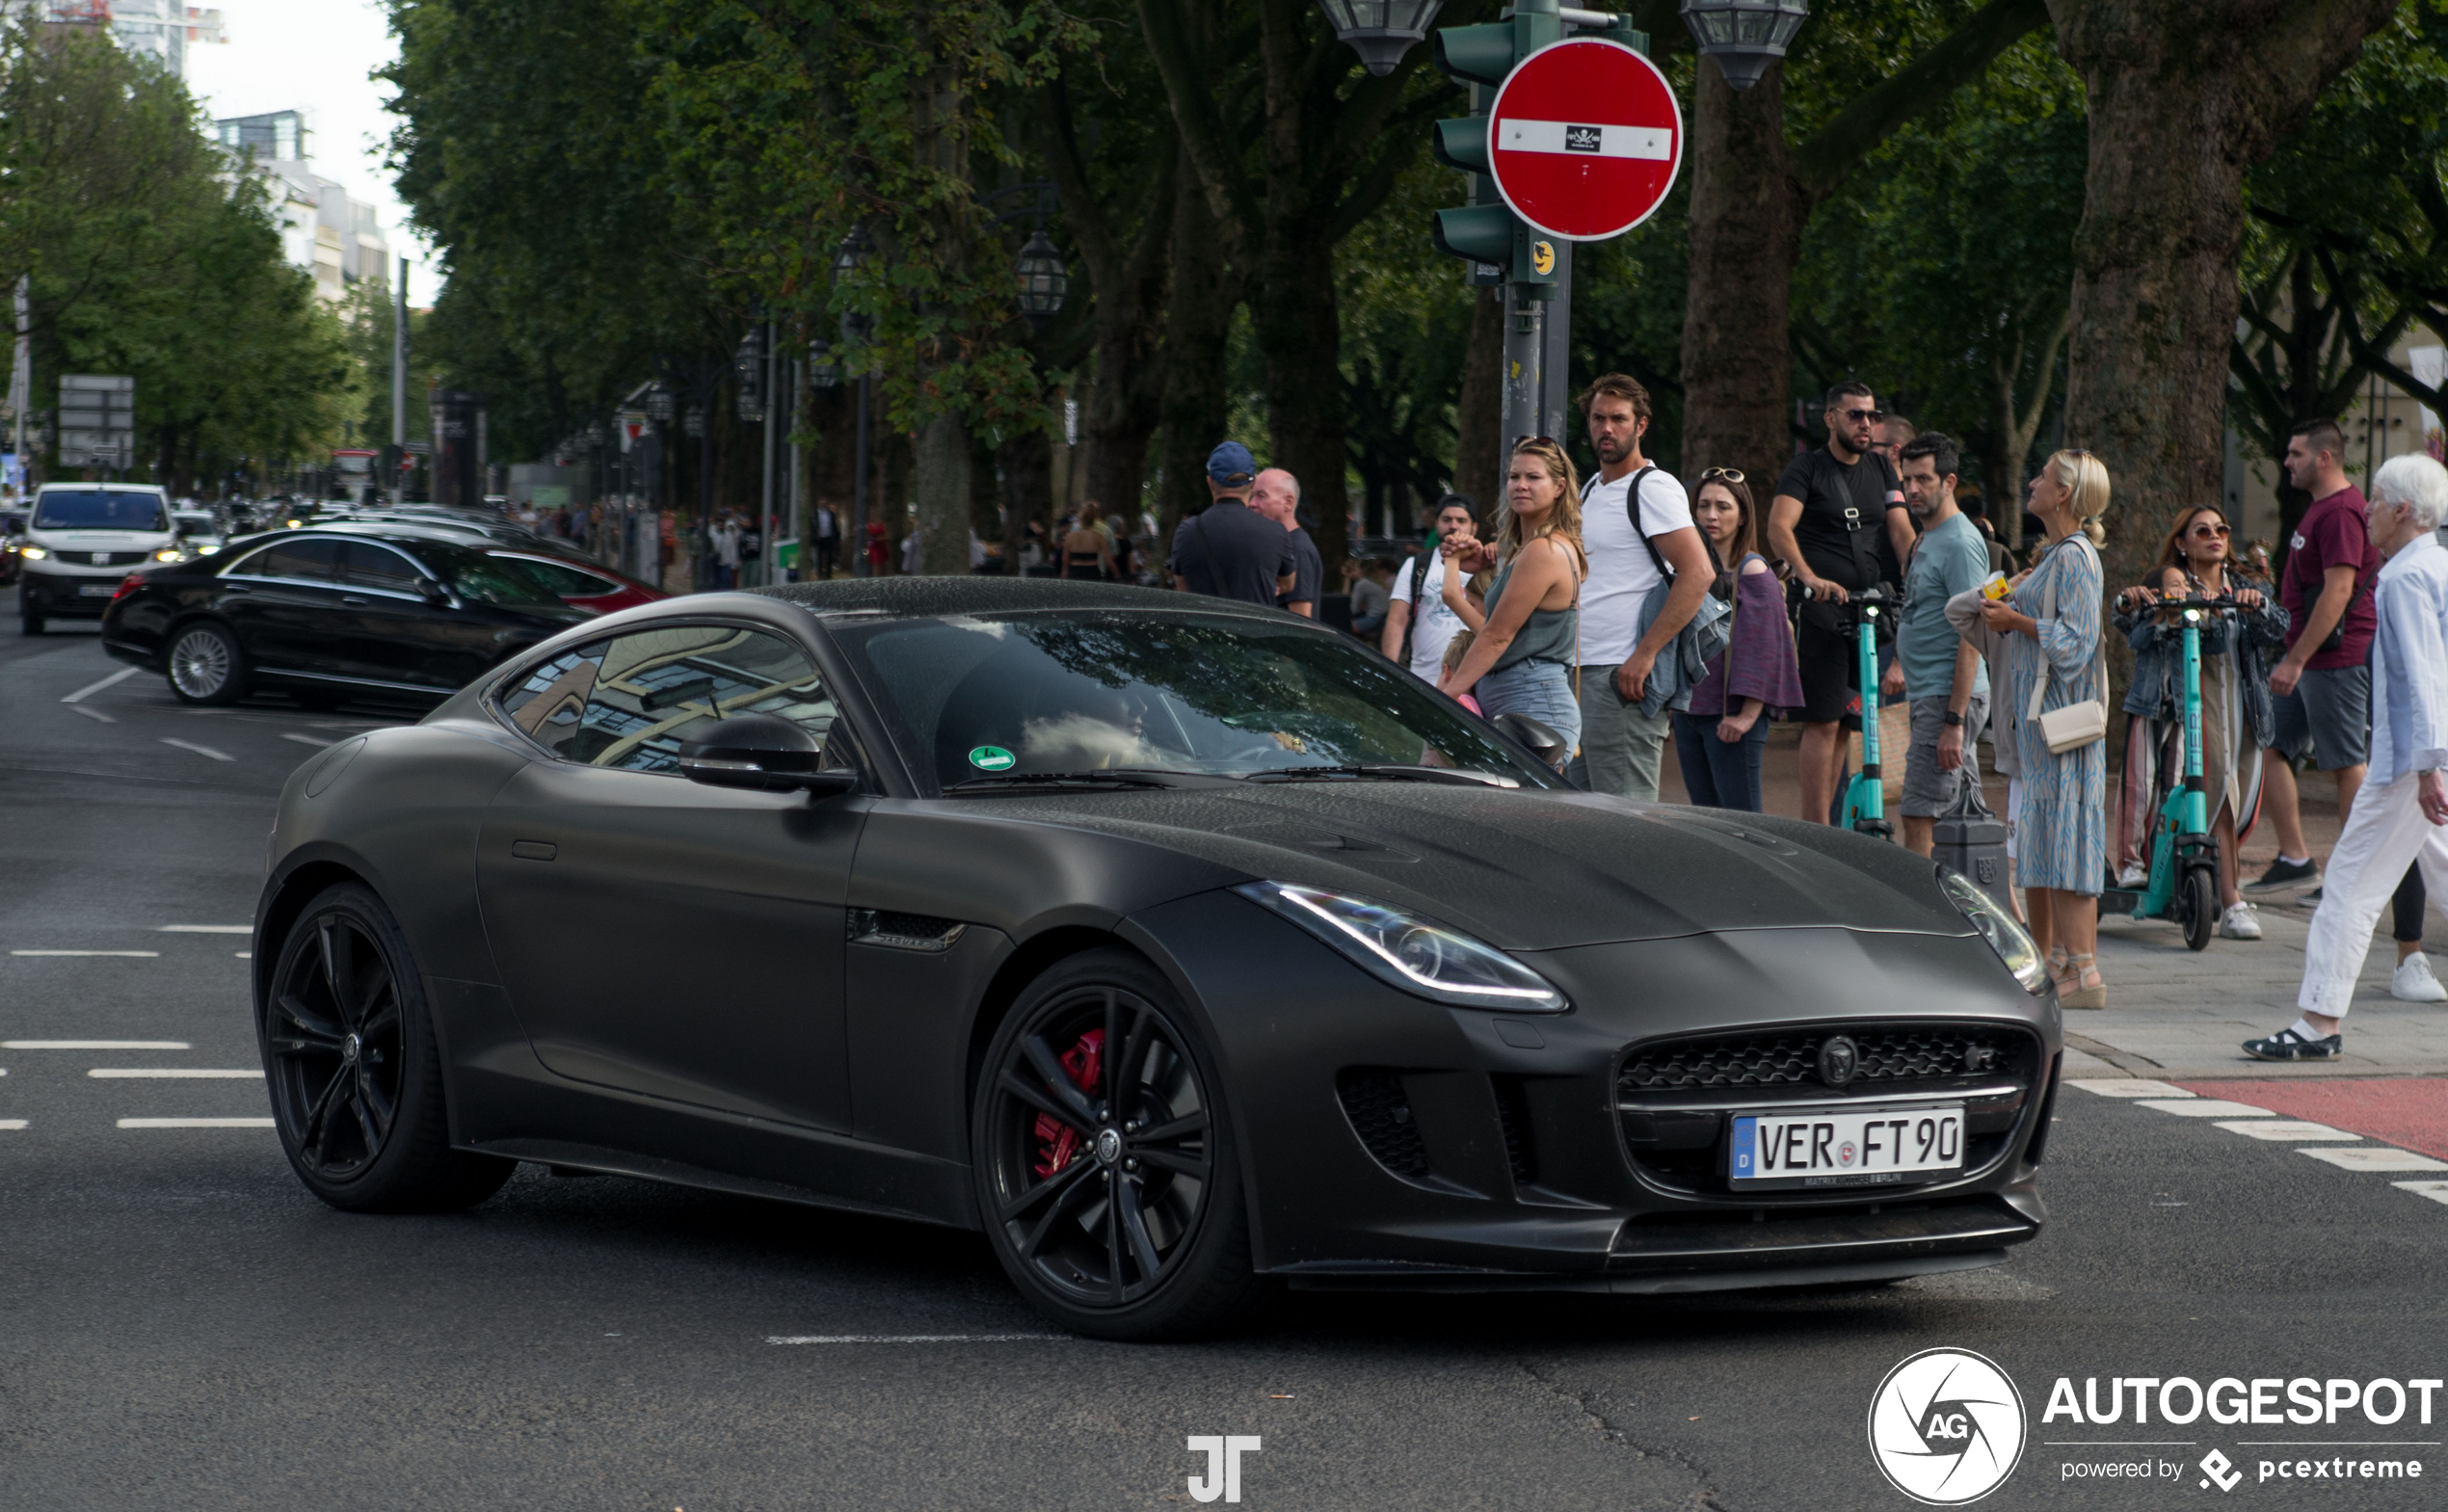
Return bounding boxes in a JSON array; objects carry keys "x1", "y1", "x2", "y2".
[
  {"x1": 1618, "y1": 1025, "x2": 2018, "y2": 1096},
  {"x1": 55, "y1": 549, "x2": 151, "y2": 568}
]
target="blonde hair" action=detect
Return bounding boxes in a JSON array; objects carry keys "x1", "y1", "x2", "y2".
[
  {"x1": 1495, "y1": 438, "x2": 1585, "y2": 563},
  {"x1": 2046, "y1": 449, "x2": 2111, "y2": 547}
]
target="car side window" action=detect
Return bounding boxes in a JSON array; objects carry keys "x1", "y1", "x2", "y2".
[
  {"x1": 238, "y1": 538, "x2": 343, "y2": 583},
  {"x1": 338, "y1": 541, "x2": 426, "y2": 597},
  {"x1": 500, "y1": 625, "x2": 840, "y2": 775},
  {"x1": 511, "y1": 558, "x2": 603, "y2": 597}
]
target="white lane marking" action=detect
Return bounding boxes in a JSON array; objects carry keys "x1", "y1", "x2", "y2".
[
  {"x1": 117, "y1": 1117, "x2": 275, "y2": 1129},
  {"x1": 2300, "y1": 1147, "x2": 2448, "y2": 1173},
  {"x1": 4, "y1": 1040, "x2": 190, "y2": 1049},
  {"x1": 0, "y1": 1120, "x2": 24, "y2": 1130},
  {"x1": 2137, "y1": 1098, "x2": 2275, "y2": 1119},
  {"x1": 156, "y1": 925, "x2": 251, "y2": 934},
  {"x1": 11, "y1": 950, "x2": 160, "y2": 957},
  {"x1": 2068, "y1": 1079, "x2": 2195, "y2": 1098},
  {"x1": 88, "y1": 1069, "x2": 262, "y2": 1079},
  {"x1": 766, "y1": 1334, "x2": 1068, "y2": 1345},
  {"x1": 281, "y1": 732, "x2": 334, "y2": 748},
  {"x1": 67, "y1": 704, "x2": 116, "y2": 724},
  {"x1": 2394, "y1": 1180, "x2": 2448, "y2": 1207},
  {"x1": 2213, "y1": 1120, "x2": 2362, "y2": 1142},
  {"x1": 160, "y1": 738, "x2": 233, "y2": 762},
  {"x1": 60, "y1": 666, "x2": 139, "y2": 703}
]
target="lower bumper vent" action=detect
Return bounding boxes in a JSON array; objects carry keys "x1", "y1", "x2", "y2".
[{"x1": 1336, "y1": 1068, "x2": 1430, "y2": 1179}]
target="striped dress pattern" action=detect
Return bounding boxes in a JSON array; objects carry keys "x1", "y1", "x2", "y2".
[{"x1": 2009, "y1": 537, "x2": 2107, "y2": 894}]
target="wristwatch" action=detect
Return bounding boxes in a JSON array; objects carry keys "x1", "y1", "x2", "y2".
[{"x1": 1942, "y1": 710, "x2": 1964, "y2": 728}]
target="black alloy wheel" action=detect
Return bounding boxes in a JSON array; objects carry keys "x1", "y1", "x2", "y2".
[
  {"x1": 167, "y1": 621, "x2": 249, "y2": 705},
  {"x1": 974, "y1": 949, "x2": 1260, "y2": 1339},
  {"x1": 261, "y1": 885, "x2": 513, "y2": 1211}
]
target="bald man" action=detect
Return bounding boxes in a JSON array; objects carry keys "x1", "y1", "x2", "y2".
[{"x1": 1251, "y1": 466, "x2": 1319, "y2": 617}]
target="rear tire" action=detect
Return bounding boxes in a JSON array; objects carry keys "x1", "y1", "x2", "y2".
[
  {"x1": 2180, "y1": 866, "x2": 2217, "y2": 952},
  {"x1": 260, "y1": 883, "x2": 514, "y2": 1213},
  {"x1": 972, "y1": 948, "x2": 1263, "y2": 1340},
  {"x1": 166, "y1": 621, "x2": 250, "y2": 705}
]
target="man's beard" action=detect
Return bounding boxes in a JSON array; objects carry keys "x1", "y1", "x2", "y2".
[{"x1": 1594, "y1": 435, "x2": 1628, "y2": 463}]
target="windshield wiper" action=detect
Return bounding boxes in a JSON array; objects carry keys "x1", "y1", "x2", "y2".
[
  {"x1": 1241, "y1": 764, "x2": 1520, "y2": 788},
  {"x1": 943, "y1": 768, "x2": 1195, "y2": 794}
]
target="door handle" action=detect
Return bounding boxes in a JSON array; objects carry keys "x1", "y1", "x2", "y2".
[
  {"x1": 511, "y1": 840, "x2": 557, "y2": 862},
  {"x1": 341, "y1": 595, "x2": 368, "y2": 605},
  {"x1": 222, "y1": 584, "x2": 250, "y2": 595}
]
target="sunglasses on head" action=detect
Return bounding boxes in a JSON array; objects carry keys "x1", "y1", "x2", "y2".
[{"x1": 1698, "y1": 467, "x2": 1746, "y2": 484}]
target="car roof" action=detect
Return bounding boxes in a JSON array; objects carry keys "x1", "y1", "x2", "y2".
[
  {"x1": 228, "y1": 522, "x2": 488, "y2": 550},
  {"x1": 36, "y1": 482, "x2": 165, "y2": 494},
  {"x1": 757, "y1": 576, "x2": 1302, "y2": 623}
]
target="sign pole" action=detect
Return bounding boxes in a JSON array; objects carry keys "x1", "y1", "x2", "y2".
[{"x1": 390, "y1": 256, "x2": 408, "y2": 505}]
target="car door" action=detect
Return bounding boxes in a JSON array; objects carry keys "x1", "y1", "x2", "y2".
[
  {"x1": 218, "y1": 537, "x2": 349, "y2": 675},
  {"x1": 475, "y1": 622, "x2": 865, "y2": 1131},
  {"x1": 333, "y1": 539, "x2": 471, "y2": 690}
]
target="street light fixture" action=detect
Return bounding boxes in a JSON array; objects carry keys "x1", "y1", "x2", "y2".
[
  {"x1": 832, "y1": 227, "x2": 874, "y2": 341},
  {"x1": 644, "y1": 382, "x2": 675, "y2": 424},
  {"x1": 1313, "y1": 0, "x2": 1446, "y2": 76},
  {"x1": 1013, "y1": 230, "x2": 1068, "y2": 332},
  {"x1": 682, "y1": 405, "x2": 705, "y2": 439},
  {"x1": 809, "y1": 339, "x2": 839, "y2": 391},
  {"x1": 1679, "y1": 0, "x2": 1808, "y2": 90}
]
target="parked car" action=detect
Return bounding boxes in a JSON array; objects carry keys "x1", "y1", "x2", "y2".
[
  {"x1": 251, "y1": 577, "x2": 2059, "y2": 1340},
  {"x1": 484, "y1": 550, "x2": 665, "y2": 614},
  {"x1": 17, "y1": 483, "x2": 182, "y2": 634},
  {"x1": 100, "y1": 522, "x2": 586, "y2": 706}
]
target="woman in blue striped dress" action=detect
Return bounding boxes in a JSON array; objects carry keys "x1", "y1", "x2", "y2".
[{"x1": 1982, "y1": 449, "x2": 2113, "y2": 1007}]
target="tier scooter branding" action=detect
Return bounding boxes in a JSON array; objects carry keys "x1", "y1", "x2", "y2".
[{"x1": 1868, "y1": 1348, "x2": 2027, "y2": 1504}]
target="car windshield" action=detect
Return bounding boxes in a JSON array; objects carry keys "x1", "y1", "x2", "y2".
[
  {"x1": 413, "y1": 542, "x2": 567, "y2": 607},
  {"x1": 34, "y1": 491, "x2": 168, "y2": 531},
  {"x1": 833, "y1": 609, "x2": 1558, "y2": 792}
]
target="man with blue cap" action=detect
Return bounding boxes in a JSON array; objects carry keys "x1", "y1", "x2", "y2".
[{"x1": 1170, "y1": 440, "x2": 1297, "y2": 607}]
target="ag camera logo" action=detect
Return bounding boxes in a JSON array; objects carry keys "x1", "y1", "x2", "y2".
[{"x1": 1869, "y1": 1348, "x2": 2027, "y2": 1504}]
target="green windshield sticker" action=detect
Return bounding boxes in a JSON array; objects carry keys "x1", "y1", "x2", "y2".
[{"x1": 968, "y1": 745, "x2": 1016, "y2": 772}]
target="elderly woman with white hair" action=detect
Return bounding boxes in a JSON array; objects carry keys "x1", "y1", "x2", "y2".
[{"x1": 2249, "y1": 451, "x2": 2448, "y2": 1059}]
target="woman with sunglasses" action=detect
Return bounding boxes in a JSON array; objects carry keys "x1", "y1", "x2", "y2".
[
  {"x1": 1440, "y1": 438, "x2": 1587, "y2": 764},
  {"x1": 1674, "y1": 469, "x2": 1802, "y2": 809},
  {"x1": 2112, "y1": 505, "x2": 2288, "y2": 939}
]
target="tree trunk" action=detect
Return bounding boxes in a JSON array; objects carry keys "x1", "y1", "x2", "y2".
[
  {"x1": 1156, "y1": 170, "x2": 1235, "y2": 538},
  {"x1": 998, "y1": 421, "x2": 1052, "y2": 574},
  {"x1": 912, "y1": 411, "x2": 970, "y2": 575},
  {"x1": 1679, "y1": 61, "x2": 1799, "y2": 487},
  {"x1": 1452, "y1": 285, "x2": 1503, "y2": 516},
  {"x1": 1255, "y1": 225, "x2": 1346, "y2": 575},
  {"x1": 2050, "y1": 0, "x2": 2396, "y2": 598}
]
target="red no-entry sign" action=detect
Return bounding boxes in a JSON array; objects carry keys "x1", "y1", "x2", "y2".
[{"x1": 1487, "y1": 39, "x2": 1683, "y2": 243}]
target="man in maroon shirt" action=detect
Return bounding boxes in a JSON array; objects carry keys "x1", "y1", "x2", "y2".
[{"x1": 2246, "y1": 418, "x2": 2377, "y2": 896}]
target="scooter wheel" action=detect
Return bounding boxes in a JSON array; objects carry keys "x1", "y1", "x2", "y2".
[{"x1": 2180, "y1": 867, "x2": 2217, "y2": 951}]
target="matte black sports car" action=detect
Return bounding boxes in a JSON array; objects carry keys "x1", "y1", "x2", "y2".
[
  {"x1": 100, "y1": 523, "x2": 588, "y2": 707},
  {"x1": 254, "y1": 578, "x2": 2061, "y2": 1339}
]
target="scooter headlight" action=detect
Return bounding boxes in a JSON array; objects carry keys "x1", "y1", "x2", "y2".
[{"x1": 1940, "y1": 868, "x2": 2048, "y2": 994}]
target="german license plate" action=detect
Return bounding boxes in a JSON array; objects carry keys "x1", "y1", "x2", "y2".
[
  {"x1": 77, "y1": 584, "x2": 116, "y2": 597},
  {"x1": 1729, "y1": 1104, "x2": 1963, "y2": 1189}
]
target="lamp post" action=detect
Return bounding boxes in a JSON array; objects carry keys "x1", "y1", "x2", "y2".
[
  {"x1": 1312, "y1": 0, "x2": 1446, "y2": 75},
  {"x1": 1013, "y1": 230, "x2": 1069, "y2": 333},
  {"x1": 1678, "y1": 0, "x2": 1808, "y2": 90},
  {"x1": 834, "y1": 227, "x2": 875, "y2": 578}
]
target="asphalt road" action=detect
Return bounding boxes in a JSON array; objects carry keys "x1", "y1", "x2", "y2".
[{"x1": 2, "y1": 588, "x2": 2444, "y2": 1511}]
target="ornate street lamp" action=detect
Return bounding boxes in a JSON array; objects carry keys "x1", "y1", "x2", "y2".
[
  {"x1": 1313, "y1": 0, "x2": 1445, "y2": 76},
  {"x1": 1013, "y1": 230, "x2": 1068, "y2": 332},
  {"x1": 809, "y1": 339, "x2": 839, "y2": 391},
  {"x1": 1680, "y1": 0, "x2": 1808, "y2": 91},
  {"x1": 644, "y1": 382, "x2": 675, "y2": 424},
  {"x1": 682, "y1": 406, "x2": 705, "y2": 440},
  {"x1": 832, "y1": 226, "x2": 874, "y2": 341}
]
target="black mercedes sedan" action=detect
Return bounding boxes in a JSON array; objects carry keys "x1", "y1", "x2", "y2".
[
  {"x1": 100, "y1": 523, "x2": 588, "y2": 707},
  {"x1": 255, "y1": 577, "x2": 2061, "y2": 1340}
]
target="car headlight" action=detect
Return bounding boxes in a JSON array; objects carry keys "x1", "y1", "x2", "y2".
[
  {"x1": 152, "y1": 547, "x2": 182, "y2": 561},
  {"x1": 1939, "y1": 869, "x2": 2048, "y2": 994},
  {"x1": 1235, "y1": 880, "x2": 1567, "y2": 1013},
  {"x1": 18, "y1": 545, "x2": 45, "y2": 560}
]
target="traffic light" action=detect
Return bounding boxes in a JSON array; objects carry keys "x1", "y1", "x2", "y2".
[{"x1": 1427, "y1": 1, "x2": 1646, "y2": 293}]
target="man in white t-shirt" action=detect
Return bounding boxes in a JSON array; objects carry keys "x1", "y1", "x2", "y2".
[
  {"x1": 1382, "y1": 495, "x2": 1478, "y2": 679},
  {"x1": 1572, "y1": 374, "x2": 1715, "y2": 800}
]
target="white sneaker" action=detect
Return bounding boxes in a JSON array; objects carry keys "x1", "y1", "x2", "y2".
[
  {"x1": 2393, "y1": 953, "x2": 2448, "y2": 1002},
  {"x1": 2217, "y1": 902, "x2": 2262, "y2": 941},
  {"x1": 2115, "y1": 862, "x2": 2148, "y2": 888}
]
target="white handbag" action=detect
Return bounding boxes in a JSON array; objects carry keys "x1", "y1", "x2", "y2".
[{"x1": 2024, "y1": 537, "x2": 2109, "y2": 755}]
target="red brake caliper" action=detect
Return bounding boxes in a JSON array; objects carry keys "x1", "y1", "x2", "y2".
[{"x1": 1032, "y1": 1027, "x2": 1104, "y2": 1178}]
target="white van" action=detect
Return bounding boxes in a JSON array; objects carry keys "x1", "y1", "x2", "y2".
[{"x1": 15, "y1": 482, "x2": 178, "y2": 634}]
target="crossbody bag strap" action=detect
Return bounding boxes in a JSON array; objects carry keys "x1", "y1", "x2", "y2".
[{"x1": 2023, "y1": 536, "x2": 2106, "y2": 722}]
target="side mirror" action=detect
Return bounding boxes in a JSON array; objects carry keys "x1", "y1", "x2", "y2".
[
  {"x1": 415, "y1": 575, "x2": 450, "y2": 605},
  {"x1": 1491, "y1": 711, "x2": 1568, "y2": 769},
  {"x1": 679, "y1": 712, "x2": 859, "y2": 796}
]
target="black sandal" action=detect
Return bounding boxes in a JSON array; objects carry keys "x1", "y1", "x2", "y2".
[{"x1": 2241, "y1": 1026, "x2": 2342, "y2": 1061}]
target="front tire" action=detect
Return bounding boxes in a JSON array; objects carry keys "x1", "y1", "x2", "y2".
[
  {"x1": 167, "y1": 621, "x2": 250, "y2": 705},
  {"x1": 261, "y1": 884, "x2": 513, "y2": 1212},
  {"x1": 2180, "y1": 866, "x2": 2217, "y2": 952},
  {"x1": 19, "y1": 608, "x2": 41, "y2": 635},
  {"x1": 972, "y1": 949, "x2": 1262, "y2": 1340}
]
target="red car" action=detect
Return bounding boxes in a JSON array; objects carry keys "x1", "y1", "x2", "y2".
[{"x1": 488, "y1": 550, "x2": 667, "y2": 615}]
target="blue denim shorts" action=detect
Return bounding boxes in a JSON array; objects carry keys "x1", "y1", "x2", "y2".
[{"x1": 1476, "y1": 658, "x2": 1583, "y2": 764}]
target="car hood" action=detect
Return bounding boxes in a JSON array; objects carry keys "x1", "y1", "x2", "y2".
[{"x1": 967, "y1": 783, "x2": 1973, "y2": 951}]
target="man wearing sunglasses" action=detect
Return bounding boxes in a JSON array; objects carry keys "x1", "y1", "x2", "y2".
[{"x1": 1770, "y1": 381, "x2": 1918, "y2": 826}]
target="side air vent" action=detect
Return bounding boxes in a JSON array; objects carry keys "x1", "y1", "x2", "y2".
[
  {"x1": 847, "y1": 909, "x2": 966, "y2": 952},
  {"x1": 1491, "y1": 1076, "x2": 1537, "y2": 1185},
  {"x1": 1335, "y1": 1068, "x2": 1431, "y2": 1179}
]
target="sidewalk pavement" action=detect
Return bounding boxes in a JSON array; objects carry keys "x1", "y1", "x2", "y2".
[{"x1": 1656, "y1": 723, "x2": 2444, "y2": 1080}]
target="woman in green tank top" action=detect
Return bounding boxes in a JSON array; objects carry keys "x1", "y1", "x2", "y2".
[{"x1": 1438, "y1": 438, "x2": 1588, "y2": 763}]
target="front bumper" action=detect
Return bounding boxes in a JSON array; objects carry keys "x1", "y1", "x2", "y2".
[
  {"x1": 1130, "y1": 891, "x2": 2061, "y2": 1291},
  {"x1": 20, "y1": 563, "x2": 135, "y2": 617}
]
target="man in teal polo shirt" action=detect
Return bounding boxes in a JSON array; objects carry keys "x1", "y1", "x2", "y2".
[{"x1": 1880, "y1": 432, "x2": 1990, "y2": 857}]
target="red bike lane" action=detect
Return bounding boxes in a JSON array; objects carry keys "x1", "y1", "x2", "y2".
[{"x1": 2176, "y1": 1077, "x2": 2448, "y2": 1160}]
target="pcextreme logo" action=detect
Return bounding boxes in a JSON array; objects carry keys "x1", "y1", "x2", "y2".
[{"x1": 1868, "y1": 1348, "x2": 2029, "y2": 1505}]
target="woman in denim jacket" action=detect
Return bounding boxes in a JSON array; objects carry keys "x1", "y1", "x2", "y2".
[{"x1": 2112, "y1": 503, "x2": 2288, "y2": 937}]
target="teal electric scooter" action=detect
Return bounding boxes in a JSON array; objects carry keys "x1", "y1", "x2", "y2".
[
  {"x1": 2100, "y1": 594, "x2": 2228, "y2": 950},
  {"x1": 1838, "y1": 584, "x2": 1897, "y2": 841}
]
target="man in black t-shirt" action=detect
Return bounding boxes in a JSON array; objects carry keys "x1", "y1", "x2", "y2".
[
  {"x1": 1169, "y1": 441, "x2": 1296, "y2": 607},
  {"x1": 1768, "y1": 380, "x2": 1914, "y2": 827}
]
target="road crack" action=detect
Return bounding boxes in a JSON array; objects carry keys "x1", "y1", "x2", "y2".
[{"x1": 1518, "y1": 1359, "x2": 1735, "y2": 1508}]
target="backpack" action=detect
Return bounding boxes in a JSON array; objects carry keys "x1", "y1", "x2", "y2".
[{"x1": 1610, "y1": 465, "x2": 1732, "y2": 716}]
